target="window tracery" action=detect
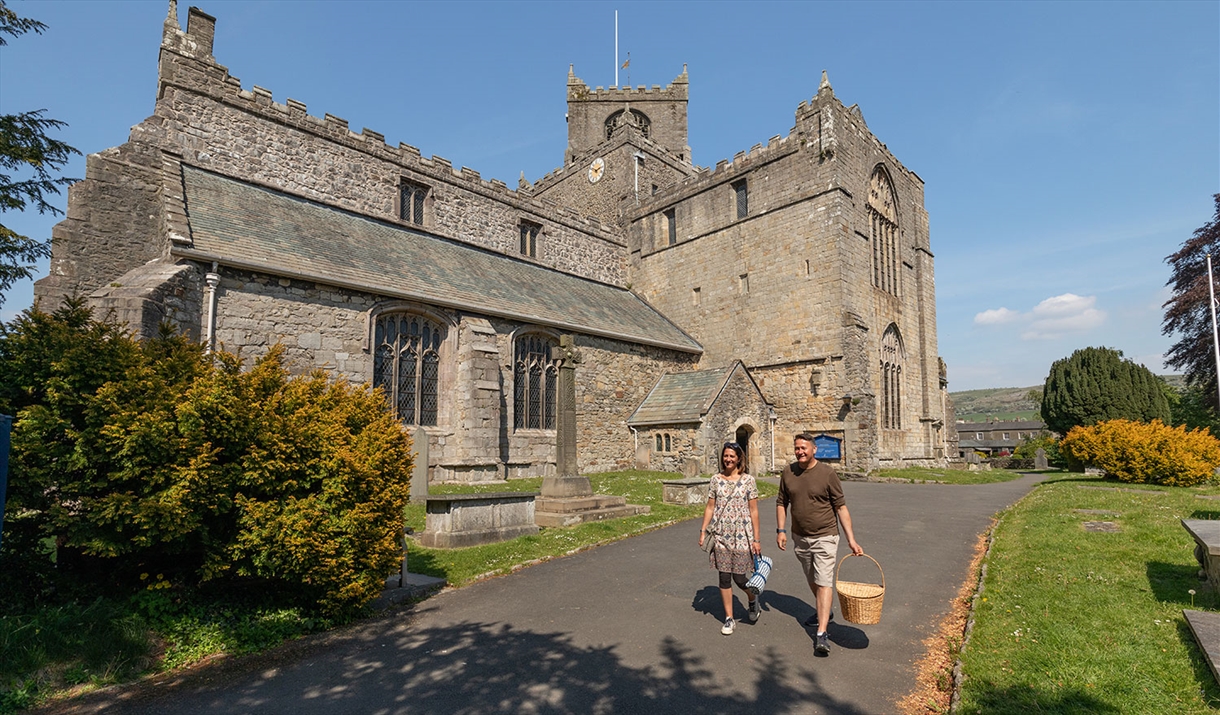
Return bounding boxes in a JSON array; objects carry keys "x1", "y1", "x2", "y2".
[
  {"x1": 373, "y1": 313, "x2": 444, "y2": 425},
  {"x1": 868, "y1": 167, "x2": 900, "y2": 297},
  {"x1": 514, "y1": 334, "x2": 558, "y2": 430}
]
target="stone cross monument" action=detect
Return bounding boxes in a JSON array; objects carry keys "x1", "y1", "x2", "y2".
[{"x1": 542, "y1": 335, "x2": 593, "y2": 498}]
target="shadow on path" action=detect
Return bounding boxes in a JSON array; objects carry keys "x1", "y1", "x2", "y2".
[{"x1": 43, "y1": 618, "x2": 874, "y2": 715}]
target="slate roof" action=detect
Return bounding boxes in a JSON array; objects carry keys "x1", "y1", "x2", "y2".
[
  {"x1": 176, "y1": 166, "x2": 702, "y2": 353},
  {"x1": 627, "y1": 366, "x2": 734, "y2": 425}
]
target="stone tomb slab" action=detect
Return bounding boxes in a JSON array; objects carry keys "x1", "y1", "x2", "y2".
[
  {"x1": 1073, "y1": 509, "x2": 1121, "y2": 517},
  {"x1": 417, "y1": 492, "x2": 540, "y2": 548},
  {"x1": 1185, "y1": 609, "x2": 1220, "y2": 686},
  {"x1": 1082, "y1": 521, "x2": 1121, "y2": 533},
  {"x1": 662, "y1": 477, "x2": 710, "y2": 505}
]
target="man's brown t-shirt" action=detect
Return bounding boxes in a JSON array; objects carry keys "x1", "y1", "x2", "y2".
[{"x1": 777, "y1": 460, "x2": 845, "y2": 538}]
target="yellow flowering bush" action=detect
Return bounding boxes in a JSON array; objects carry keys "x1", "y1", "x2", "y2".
[{"x1": 1060, "y1": 419, "x2": 1220, "y2": 486}]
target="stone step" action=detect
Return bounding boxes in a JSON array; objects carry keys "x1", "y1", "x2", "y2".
[
  {"x1": 535, "y1": 504, "x2": 650, "y2": 528},
  {"x1": 535, "y1": 494, "x2": 628, "y2": 513}
]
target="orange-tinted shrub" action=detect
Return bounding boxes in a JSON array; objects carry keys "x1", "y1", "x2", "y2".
[{"x1": 1060, "y1": 419, "x2": 1220, "y2": 486}]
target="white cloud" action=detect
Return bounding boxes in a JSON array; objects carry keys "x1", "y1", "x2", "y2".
[
  {"x1": 973, "y1": 293, "x2": 1107, "y2": 340},
  {"x1": 1021, "y1": 293, "x2": 1106, "y2": 340},
  {"x1": 974, "y1": 307, "x2": 1020, "y2": 325}
]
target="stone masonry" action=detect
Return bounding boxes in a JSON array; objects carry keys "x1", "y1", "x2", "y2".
[{"x1": 36, "y1": 3, "x2": 953, "y2": 485}]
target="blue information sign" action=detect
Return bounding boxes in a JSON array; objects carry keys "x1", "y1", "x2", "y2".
[{"x1": 813, "y1": 434, "x2": 841, "y2": 460}]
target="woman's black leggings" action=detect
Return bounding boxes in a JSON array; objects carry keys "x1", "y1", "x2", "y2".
[{"x1": 719, "y1": 571, "x2": 749, "y2": 590}]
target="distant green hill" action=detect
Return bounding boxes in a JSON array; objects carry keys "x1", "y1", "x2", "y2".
[
  {"x1": 950, "y1": 386, "x2": 1040, "y2": 422},
  {"x1": 949, "y1": 375, "x2": 1185, "y2": 423}
]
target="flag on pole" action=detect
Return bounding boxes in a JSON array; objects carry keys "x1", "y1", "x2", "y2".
[{"x1": 621, "y1": 58, "x2": 630, "y2": 69}]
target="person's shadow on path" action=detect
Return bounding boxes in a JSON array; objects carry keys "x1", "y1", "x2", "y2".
[
  {"x1": 692, "y1": 586, "x2": 870, "y2": 649},
  {"x1": 765, "y1": 591, "x2": 870, "y2": 650}
]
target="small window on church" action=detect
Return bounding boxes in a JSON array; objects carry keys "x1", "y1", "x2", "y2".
[
  {"x1": 733, "y1": 179, "x2": 748, "y2": 219},
  {"x1": 692, "y1": 287, "x2": 701, "y2": 306},
  {"x1": 655, "y1": 434, "x2": 663, "y2": 452},
  {"x1": 520, "y1": 220, "x2": 541, "y2": 258},
  {"x1": 664, "y1": 434, "x2": 672, "y2": 452},
  {"x1": 400, "y1": 180, "x2": 428, "y2": 226},
  {"x1": 665, "y1": 209, "x2": 676, "y2": 246}
]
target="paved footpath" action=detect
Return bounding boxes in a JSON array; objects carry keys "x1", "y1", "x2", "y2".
[{"x1": 42, "y1": 473, "x2": 1045, "y2": 715}]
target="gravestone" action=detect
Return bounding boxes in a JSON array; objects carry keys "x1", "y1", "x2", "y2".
[
  {"x1": 965, "y1": 452, "x2": 980, "y2": 464},
  {"x1": 635, "y1": 442, "x2": 650, "y2": 469},
  {"x1": 1035, "y1": 447, "x2": 1048, "y2": 470},
  {"x1": 682, "y1": 457, "x2": 699, "y2": 478},
  {"x1": 410, "y1": 426, "x2": 430, "y2": 504}
]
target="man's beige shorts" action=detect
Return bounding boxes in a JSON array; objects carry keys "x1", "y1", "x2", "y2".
[{"x1": 794, "y1": 534, "x2": 839, "y2": 588}]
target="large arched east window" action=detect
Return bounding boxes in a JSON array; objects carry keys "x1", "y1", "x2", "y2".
[
  {"x1": 514, "y1": 334, "x2": 558, "y2": 430},
  {"x1": 868, "y1": 167, "x2": 900, "y2": 297},
  {"x1": 880, "y1": 324, "x2": 904, "y2": 430},
  {"x1": 373, "y1": 314, "x2": 444, "y2": 425}
]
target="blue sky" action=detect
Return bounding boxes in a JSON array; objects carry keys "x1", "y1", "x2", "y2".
[{"x1": 2, "y1": 0, "x2": 1216, "y2": 391}]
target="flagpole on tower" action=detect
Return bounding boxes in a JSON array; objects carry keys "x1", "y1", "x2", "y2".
[
  {"x1": 1207, "y1": 253, "x2": 1220, "y2": 409},
  {"x1": 615, "y1": 11, "x2": 619, "y2": 87}
]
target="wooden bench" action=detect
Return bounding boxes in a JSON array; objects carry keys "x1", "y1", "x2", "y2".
[{"x1": 417, "y1": 492, "x2": 540, "y2": 548}]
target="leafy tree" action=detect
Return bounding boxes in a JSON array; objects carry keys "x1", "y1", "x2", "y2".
[
  {"x1": 1164, "y1": 380, "x2": 1220, "y2": 439},
  {"x1": 0, "y1": 2, "x2": 81, "y2": 307},
  {"x1": 1013, "y1": 430, "x2": 1064, "y2": 467},
  {"x1": 1040, "y1": 346, "x2": 1171, "y2": 435},
  {"x1": 1, "y1": 303, "x2": 413, "y2": 616},
  {"x1": 1163, "y1": 194, "x2": 1220, "y2": 409}
]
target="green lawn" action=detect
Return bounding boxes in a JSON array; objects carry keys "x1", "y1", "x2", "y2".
[
  {"x1": 407, "y1": 470, "x2": 777, "y2": 586},
  {"x1": 956, "y1": 474, "x2": 1220, "y2": 713}
]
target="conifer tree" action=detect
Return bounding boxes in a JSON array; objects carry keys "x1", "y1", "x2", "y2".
[{"x1": 1040, "y1": 346, "x2": 1171, "y2": 435}]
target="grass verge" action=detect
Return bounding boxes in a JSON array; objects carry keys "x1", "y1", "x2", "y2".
[{"x1": 955, "y1": 473, "x2": 1220, "y2": 714}]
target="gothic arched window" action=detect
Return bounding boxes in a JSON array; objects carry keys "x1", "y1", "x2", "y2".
[
  {"x1": 373, "y1": 314, "x2": 445, "y2": 426},
  {"x1": 604, "y1": 109, "x2": 651, "y2": 140},
  {"x1": 867, "y1": 167, "x2": 900, "y2": 297},
  {"x1": 880, "y1": 324, "x2": 904, "y2": 430},
  {"x1": 514, "y1": 334, "x2": 558, "y2": 430}
]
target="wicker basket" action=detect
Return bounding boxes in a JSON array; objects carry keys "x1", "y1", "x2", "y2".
[{"x1": 835, "y1": 553, "x2": 885, "y2": 625}]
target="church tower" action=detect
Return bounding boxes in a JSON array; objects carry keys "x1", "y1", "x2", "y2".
[{"x1": 564, "y1": 66, "x2": 691, "y2": 165}]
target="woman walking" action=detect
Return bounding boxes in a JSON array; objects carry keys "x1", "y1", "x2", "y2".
[{"x1": 698, "y1": 441, "x2": 762, "y2": 635}]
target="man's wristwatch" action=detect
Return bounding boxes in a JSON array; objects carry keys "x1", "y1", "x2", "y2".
[{"x1": 777, "y1": 529, "x2": 787, "y2": 534}]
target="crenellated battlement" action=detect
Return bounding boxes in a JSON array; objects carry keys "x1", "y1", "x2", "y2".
[
  {"x1": 567, "y1": 64, "x2": 689, "y2": 102},
  {"x1": 156, "y1": 3, "x2": 622, "y2": 245},
  {"x1": 628, "y1": 127, "x2": 801, "y2": 216}
]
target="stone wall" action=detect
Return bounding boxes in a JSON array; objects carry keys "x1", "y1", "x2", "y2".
[
  {"x1": 700, "y1": 366, "x2": 774, "y2": 475},
  {"x1": 625, "y1": 83, "x2": 948, "y2": 469},
  {"x1": 640, "y1": 425, "x2": 701, "y2": 474},
  {"x1": 36, "y1": 143, "x2": 166, "y2": 305},
  {"x1": 565, "y1": 69, "x2": 690, "y2": 163}
]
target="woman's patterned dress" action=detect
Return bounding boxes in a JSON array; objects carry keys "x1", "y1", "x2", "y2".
[{"x1": 707, "y1": 473, "x2": 759, "y2": 574}]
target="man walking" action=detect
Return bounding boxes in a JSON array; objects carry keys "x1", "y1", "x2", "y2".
[{"x1": 776, "y1": 433, "x2": 863, "y2": 656}]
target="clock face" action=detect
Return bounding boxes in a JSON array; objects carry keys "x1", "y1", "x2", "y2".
[{"x1": 588, "y1": 157, "x2": 605, "y2": 184}]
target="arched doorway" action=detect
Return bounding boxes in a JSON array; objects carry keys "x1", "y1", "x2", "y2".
[{"x1": 735, "y1": 426, "x2": 752, "y2": 475}]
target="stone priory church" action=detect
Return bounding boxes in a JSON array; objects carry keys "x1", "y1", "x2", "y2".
[{"x1": 36, "y1": 3, "x2": 957, "y2": 482}]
